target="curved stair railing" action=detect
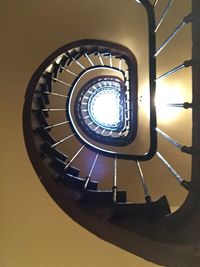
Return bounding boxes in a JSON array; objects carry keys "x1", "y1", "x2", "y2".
[
  {"x1": 23, "y1": 0, "x2": 200, "y2": 230},
  {"x1": 154, "y1": 0, "x2": 195, "y2": 187}
]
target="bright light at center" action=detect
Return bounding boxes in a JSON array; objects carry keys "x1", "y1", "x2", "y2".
[{"x1": 89, "y1": 89, "x2": 121, "y2": 129}]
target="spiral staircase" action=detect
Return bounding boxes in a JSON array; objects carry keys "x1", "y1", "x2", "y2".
[{"x1": 23, "y1": 0, "x2": 200, "y2": 263}]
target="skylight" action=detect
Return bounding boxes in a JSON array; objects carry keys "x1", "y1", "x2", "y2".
[{"x1": 88, "y1": 88, "x2": 121, "y2": 130}]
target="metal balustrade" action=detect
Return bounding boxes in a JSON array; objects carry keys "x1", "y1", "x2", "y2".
[{"x1": 23, "y1": 0, "x2": 200, "y2": 226}]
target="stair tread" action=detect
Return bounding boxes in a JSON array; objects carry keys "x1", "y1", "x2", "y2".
[
  {"x1": 36, "y1": 96, "x2": 46, "y2": 110},
  {"x1": 82, "y1": 189, "x2": 126, "y2": 203},
  {"x1": 113, "y1": 196, "x2": 171, "y2": 219},
  {"x1": 58, "y1": 173, "x2": 98, "y2": 191},
  {"x1": 51, "y1": 62, "x2": 60, "y2": 78},
  {"x1": 39, "y1": 83, "x2": 50, "y2": 104},
  {"x1": 37, "y1": 129, "x2": 56, "y2": 145},
  {"x1": 41, "y1": 142, "x2": 67, "y2": 161},
  {"x1": 85, "y1": 189, "x2": 124, "y2": 193},
  {"x1": 59, "y1": 55, "x2": 70, "y2": 70},
  {"x1": 42, "y1": 72, "x2": 53, "y2": 92},
  {"x1": 65, "y1": 166, "x2": 80, "y2": 176},
  {"x1": 50, "y1": 157, "x2": 67, "y2": 171},
  {"x1": 35, "y1": 111, "x2": 49, "y2": 127}
]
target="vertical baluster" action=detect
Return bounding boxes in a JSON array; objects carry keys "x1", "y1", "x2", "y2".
[
  {"x1": 44, "y1": 120, "x2": 69, "y2": 130},
  {"x1": 51, "y1": 133, "x2": 75, "y2": 148},
  {"x1": 53, "y1": 77, "x2": 71, "y2": 87},
  {"x1": 113, "y1": 157, "x2": 118, "y2": 203},
  {"x1": 72, "y1": 57, "x2": 86, "y2": 69},
  {"x1": 98, "y1": 52, "x2": 104, "y2": 66},
  {"x1": 153, "y1": 0, "x2": 159, "y2": 7},
  {"x1": 60, "y1": 67, "x2": 78, "y2": 77},
  {"x1": 109, "y1": 54, "x2": 113, "y2": 68},
  {"x1": 84, "y1": 153, "x2": 99, "y2": 189},
  {"x1": 166, "y1": 102, "x2": 193, "y2": 109},
  {"x1": 136, "y1": 161, "x2": 151, "y2": 203},
  {"x1": 45, "y1": 92, "x2": 69, "y2": 98},
  {"x1": 42, "y1": 108, "x2": 67, "y2": 112},
  {"x1": 65, "y1": 145, "x2": 85, "y2": 170},
  {"x1": 156, "y1": 152, "x2": 191, "y2": 190},
  {"x1": 156, "y1": 60, "x2": 192, "y2": 80},
  {"x1": 118, "y1": 59, "x2": 122, "y2": 70},
  {"x1": 85, "y1": 53, "x2": 95, "y2": 66},
  {"x1": 156, "y1": 128, "x2": 182, "y2": 149},
  {"x1": 155, "y1": 0, "x2": 174, "y2": 33},
  {"x1": 155, "y1": 13, "x2": 194, "y2": 57}
]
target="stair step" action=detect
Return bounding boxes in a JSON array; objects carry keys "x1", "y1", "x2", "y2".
[
  {"x1": 99, "y1": 48, "x2": 111, "y2": 56},
  {"x1": 87, "y1": 47, "x2": 98, "y2": 56},
  {"x1": 66, "y1": 50, "x2": 81, "y2": 65},
  {"x1": 42, "y1": 72, "x2": 53, "y2": 92},
  {"x1": 51, "y1": 62, "x2": 60, "y2": 78},
  {"x1": 59, "y1": 55, "x2": 70, "y2": 71},
  {"x1": 65, "y1": 166, "x2": 80, "y2": 176},
  {"x1": 57, "y1": 173, "x2": 98, "y2": 191},
  {"x1": 50, "y1": 162, "x2": 80, "y2": 176},
  {"x1": 82, "y1": 190, "x2": 127, "y2": 203},
  {"x1": 40, "y1": 142, "x2": 67, "y2": 161},
  {"x1": 35, "y1": 110, "x2": 49, "y2": 127},
  {"x1": 36, "y1": 128, "x2": 56, "y2": 145},
  {"x1": 36, "y1": 96, "x2": 46, "y2": 111},
  {"x1": 54, "y1": 165, "x2": 80, "y2": 180},
  {"x1": 39, "y1": 83, "x2": 50, "y2": 104},
  {"x1": 50, "y1": 157, "x2": 67, "y2": 172},
  {"x1": 113, "y1": 195, "x2": 171, "y2": 220},
  {"x1": 72, "y1": 49, "x2": 84, "y2": 60}
]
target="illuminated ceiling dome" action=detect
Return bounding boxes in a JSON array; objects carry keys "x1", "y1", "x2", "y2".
[
  {"x1": 74, "y1": 73, "x2": 137, "y2": 146},
  {"x1": 88, "y1": 80, "x2": 124, "y2": 130}
]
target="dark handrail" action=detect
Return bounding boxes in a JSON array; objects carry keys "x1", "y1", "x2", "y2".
[
  {"x1": 27, "y1": 2, "x2": 157, "y2": 161},
  {"x1": 191, "y1": 0, "x2": 200, "y2": 191},
  {"x1": 69, "y1": 0, "x2": 154, "y2": 160},
  {"x1": 66, "y1": 1, "x2": 156, "y2": 160}
]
